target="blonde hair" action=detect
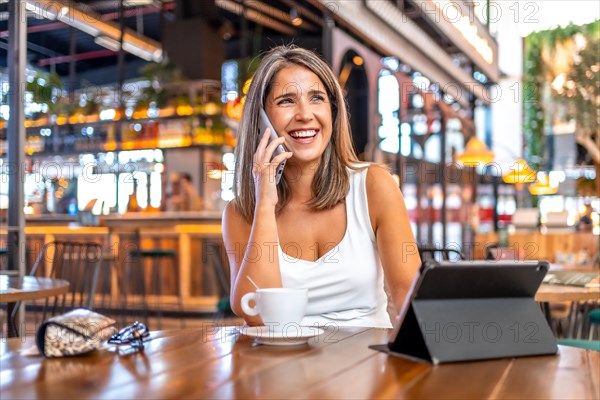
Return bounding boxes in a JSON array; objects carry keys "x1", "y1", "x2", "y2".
[{"x1": 233, "y1": 45, "x2": 364, "y2": 222}]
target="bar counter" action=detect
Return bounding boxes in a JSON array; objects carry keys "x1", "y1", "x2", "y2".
[
  {"x1": 100, "y1": 210, "x2": 223, "y2": 226},
  {"x1": 474, "y1": 231, "x2": 599, "y2": 264},
  {"x1": 3, "y1": 211, "x2": 228, "y2": 313}
]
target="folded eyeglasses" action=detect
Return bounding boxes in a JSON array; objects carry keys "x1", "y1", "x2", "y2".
[{"x1": 108, "y1": 321, "x2": 150, "y2": 350}]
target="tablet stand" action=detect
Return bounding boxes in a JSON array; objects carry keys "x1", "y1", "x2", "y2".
[{"x1": 373, "y1": 261, "x2": 558, "y2": 364}]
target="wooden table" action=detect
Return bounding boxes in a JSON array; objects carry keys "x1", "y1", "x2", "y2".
[
  {"x1": 474, "y1": 231, "x2": 599, "y2": 263},
  {"x1": 1, "y1": 326, "x2": 598, "y2": 399},
  {"x1": 536, "y1": 283, "x2": 600, "y2": 303},
  {"x1": 0, "y1": 275, "x2": 69, "y2": 337},
  {"x1": 536, "y1": 281, "x2": 599, "y2": 338}
]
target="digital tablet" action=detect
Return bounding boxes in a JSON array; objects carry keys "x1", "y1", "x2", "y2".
[{"x1": 372, "y1": 260, "x2": 558, "y2": 364}]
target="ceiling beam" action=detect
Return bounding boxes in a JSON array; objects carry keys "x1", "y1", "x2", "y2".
[
  {"x1": 37, "y1": 49, "x2": 116, "y2": 66},
  {"x1": 25, "y1": 0, "x2": 163, "y2": 62},
  {"x1": 215, "y1": 0, "x2": 298, "y2": 36},
  {"x1": 0, "y1": 2, "x2": 174, "y2": 38}
]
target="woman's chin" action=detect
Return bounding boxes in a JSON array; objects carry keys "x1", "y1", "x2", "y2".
[{"x1": 288, "y1": 153, "x2": 322, "y2": 167}]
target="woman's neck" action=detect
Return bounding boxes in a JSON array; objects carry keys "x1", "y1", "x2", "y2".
[{"x1": 284, "y1": 160, "x2": 319, "y2": 203}]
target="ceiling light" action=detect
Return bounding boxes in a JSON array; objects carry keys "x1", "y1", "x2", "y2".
[
  {"x1": 502, "y1": 159, "x2": 537, "y2": 184},
  {"x1": 122, "y1": 42, "x2": 156, "y2": 62},
  {"x1": 94, "y1": 36, "x2": 121, "y2": 52},
  {"x1": 529, "y1": 174, "x2": 559, "y2": 196},
  {"x1": 25, "y1": 0, "x2": 162, "y2": 63},
  {"x1": 57, "y1": 13, "x2": 101, "y2": 36},
  {"x1": 25, "y1": 1, "x2": 59, "y2": 19},
  {"x1": 289, "y1": 8, "x2": 302, "y2": 26},
  {"x1": 152, "y1": 49, "x2": 163, "y2": 62},
  {"x1": 124, "y1": 0, "x2": 155, "y2": 6},
  {"x1": 456, "y1": 136, "x2": 494, "y2": 165}
]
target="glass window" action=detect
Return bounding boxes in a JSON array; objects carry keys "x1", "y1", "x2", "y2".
[
  {"x1": 77, "y1": 173, "x2": 117, "y2": 215},
  {"x1": 377, "y1": 70, "x2": 400, "y2": 154}
]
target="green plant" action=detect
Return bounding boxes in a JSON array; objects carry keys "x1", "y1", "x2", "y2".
[
  {"x1": 137, "y1": 61, "x2": 183, "y2": 109},
  {"x1": 523, "y1": 21, "x2": 599, "y2": 175},
  {"x1": 24, "y1": 72, "x2": 62, "y2": 114},
  {"x1": 523, "y1": 34, "x2": 545, "y2": 171},
  {"x1": 552, "y1": 32, "x2": 599, "y2": 192}
]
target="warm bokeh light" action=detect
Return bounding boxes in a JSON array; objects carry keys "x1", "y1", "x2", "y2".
[
  {"x1": 502, "y1": 159, "x2": 537, "y2": 184},
  {"x1": 207, "y1": 169, "x2": 223, "y2": 180},
  {"x1": 456, "y1": 136, "x2": 494, "y2": 165},
  {"x1": 529, "y1": 174, "x2": 559, "y2": 195}
]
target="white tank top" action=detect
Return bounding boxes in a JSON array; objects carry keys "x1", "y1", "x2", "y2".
[{"x1": 278, "y1": 167, "x2": 392, "y2": 328}]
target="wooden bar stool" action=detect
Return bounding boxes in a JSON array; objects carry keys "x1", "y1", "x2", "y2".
[
  {"x1": 201, "y1": 237, "x2": 232, "y2": 318},
  {"x1": 119, "y1": 231, "x2": 184, "y2": 329}
]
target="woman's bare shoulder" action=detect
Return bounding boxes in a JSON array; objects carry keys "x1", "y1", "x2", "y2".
[
  {"x1": 222, "y1": 201, "x2": 251, "y2": 239},
  {"x1": 223, "y1": 200, "x2": 240, "y2": 218},
  {"x1": 365, "y1": 165, "x2": 399, "y2": 195}
]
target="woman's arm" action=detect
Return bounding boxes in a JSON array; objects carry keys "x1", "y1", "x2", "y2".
[
  {"x1": 222, "y1": 129, "x2": 292, "y2": 325},
  {"x1": 222, "y1": 201, "x2": 282, "y2": 325},
  {"x1": 366, "y1": 166, "x2": 421, "y2": 313}
]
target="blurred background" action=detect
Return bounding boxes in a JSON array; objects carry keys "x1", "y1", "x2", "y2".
[{"x1": 0, "y1": 1, "x2": 598, "y2": 322}]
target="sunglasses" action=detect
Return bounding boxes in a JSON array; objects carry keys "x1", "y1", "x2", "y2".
[{"x1": 108, "y1": 321, "x2": 150, "y2": 351}]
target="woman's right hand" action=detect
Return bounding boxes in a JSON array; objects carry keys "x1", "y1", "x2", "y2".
[{"x1": 252, "y1": 128, "x2": 292, "y2": 208}]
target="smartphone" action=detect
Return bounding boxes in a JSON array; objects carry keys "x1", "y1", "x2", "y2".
[{"x1": 259, "y1": 108, "x2": 286, "y2": 184}]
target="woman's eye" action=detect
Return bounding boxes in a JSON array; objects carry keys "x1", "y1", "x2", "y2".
[
  {"x1": 277, "y1": 98, "x2": 293, "y2": 105},
  {"x1": 311, "y1": 95, "x2": 325, "y2": 102}
]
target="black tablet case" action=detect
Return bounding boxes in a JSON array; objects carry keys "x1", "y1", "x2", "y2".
[{"x1": 372, "y1": 261, "x2": 558, "y2": 364}]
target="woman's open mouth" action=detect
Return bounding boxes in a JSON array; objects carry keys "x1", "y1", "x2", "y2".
[{"x1": 289, "y1": 130, "x2": 318, "y2": 143}]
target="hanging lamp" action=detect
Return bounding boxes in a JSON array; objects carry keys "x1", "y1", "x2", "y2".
[
  {"x1": 502, "y1": 159, "x2": 537, "y2": 184},
  {"x1": 456, "y1": 136, "x2": 495, "y2": 165},
  {"x1": 529, "y1": 173, "x2": 559, "y2": 195}
]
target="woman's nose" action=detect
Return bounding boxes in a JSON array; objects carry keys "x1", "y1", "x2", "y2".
[{"x1": 294, "y1": 100, "x2": 313, "y2": 121}]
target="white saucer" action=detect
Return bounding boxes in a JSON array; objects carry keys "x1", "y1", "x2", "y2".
[{"x1": 238, "y1": 326, "x2": 325, "y2": 346}]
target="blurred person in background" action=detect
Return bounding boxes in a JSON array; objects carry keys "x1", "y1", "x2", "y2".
[
  {"x1": 169, "y1": 173, "x2": 203, "y2": 212},
  {"x1": 577, "y1": 203, "x2": 593, "y2": 232}
]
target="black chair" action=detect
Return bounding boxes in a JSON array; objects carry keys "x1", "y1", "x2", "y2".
[
  {"x1": 418, "y1": 246, "x2": 465, "y2": 262},
  {"x1": 485, "y1": 243, "x2": 524, "y2": 261},
  {"x1": 11, "y1": 241, "x2": 103, "y2": 333}
]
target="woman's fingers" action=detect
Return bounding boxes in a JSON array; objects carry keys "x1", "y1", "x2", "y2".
[
  {"x1": 271, "y1": 151, "x2": 293, "y2": 166},
  {"x1": 253, "y1": 126, "x2": 292, "y2": 185},
  {"x1": 254, "y1": 127, "x2": 272, "y2": 163},
  {"x1": 255, "y1": 132, "x2": 285, "y2": 164},
  {"x1": 264, "y1": 136, "x2": 286, "y2": 159}
]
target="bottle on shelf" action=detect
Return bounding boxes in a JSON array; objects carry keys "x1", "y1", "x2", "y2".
[{"x1": 127, "y1": 178, "x2": 139, "y2": 212}]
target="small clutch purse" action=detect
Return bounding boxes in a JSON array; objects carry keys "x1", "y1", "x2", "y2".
[{"x1": 36, "y1": 308, "x2": 116, "y2": 358}]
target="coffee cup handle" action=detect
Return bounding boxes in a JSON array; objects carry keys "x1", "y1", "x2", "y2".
[{"x1": 240, "y1": 292, "x2": 259, "y2": 316}]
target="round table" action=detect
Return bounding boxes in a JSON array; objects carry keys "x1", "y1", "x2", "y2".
[
  {"x1": 1, "y1": 275, "x2": 69, "y2": 302},
  {"x1": 0, "y1": 275, "x2": 69, "y2": 337}
]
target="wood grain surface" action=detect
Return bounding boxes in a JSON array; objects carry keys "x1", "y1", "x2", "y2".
[
  {"x1": 536, "y1": 284, "x2": 600, "y2": 303},
  {"x1": 0, "y1": 276, "x2": 69, "y2": 303},
  {"x1": 1, "y1": 325, "x2": 598, "y2": 399}
]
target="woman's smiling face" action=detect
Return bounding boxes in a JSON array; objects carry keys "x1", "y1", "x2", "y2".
[{"x1": 264, "y1": 65, "x2": 333, "y2": 167}]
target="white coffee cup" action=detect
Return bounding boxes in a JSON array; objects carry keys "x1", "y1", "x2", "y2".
[{"x1": 241, "y1": 288, "x2": 308, "y2": 330}]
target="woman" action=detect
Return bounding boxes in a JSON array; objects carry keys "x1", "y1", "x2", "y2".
[{"x1": 222, "y1": 45, "x2": 420, "y2": 328}]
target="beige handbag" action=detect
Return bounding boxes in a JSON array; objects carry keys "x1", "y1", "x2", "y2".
[{"x1": 36, "y1": 309, "x2": 116, "y2": 358}]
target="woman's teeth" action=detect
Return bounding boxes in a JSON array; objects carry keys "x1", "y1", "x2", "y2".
[{"x1": 290, "y1": 130, "x2": 317, "y2": 138}]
